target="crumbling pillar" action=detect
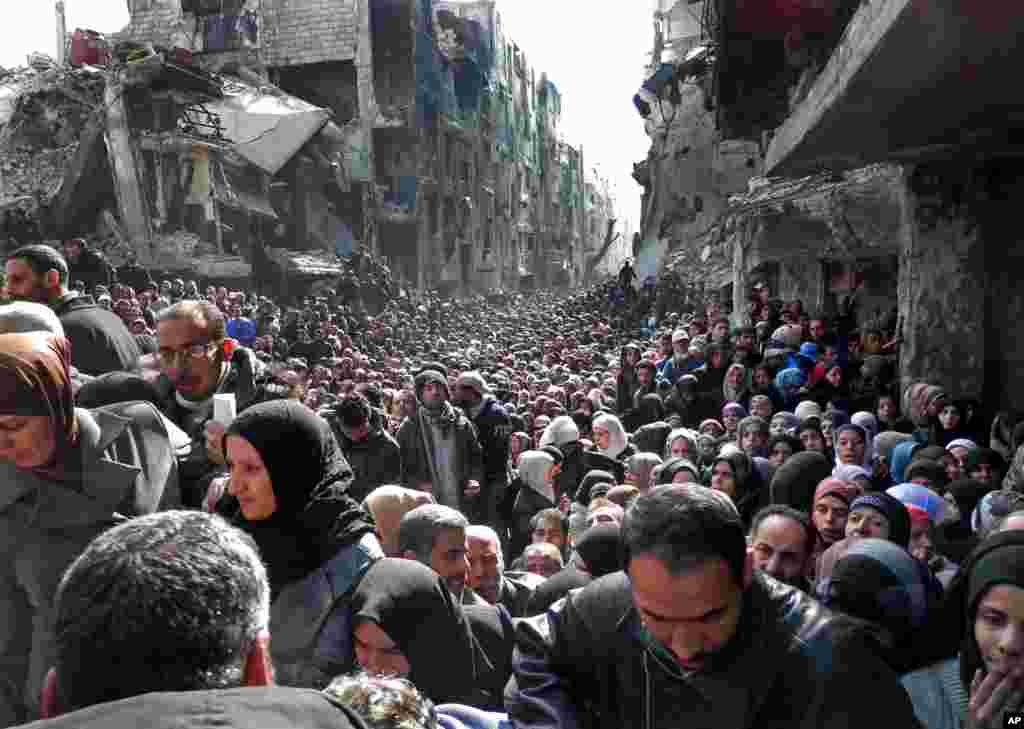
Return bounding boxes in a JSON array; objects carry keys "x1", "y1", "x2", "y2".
[
  {"x1": 896, "y1": 163, "x2": 986, "y2": 400},
  {"x1": 104, "y1": 77, "x2": 153, "y2": 263}
]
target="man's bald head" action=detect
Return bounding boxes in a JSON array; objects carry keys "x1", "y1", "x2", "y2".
[{"x1": 466, "y1": 525, "x2": 504, "y2": 603}]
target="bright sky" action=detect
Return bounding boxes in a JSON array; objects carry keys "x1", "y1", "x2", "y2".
[
  {"x1": 1, "y1": 0, "x2": 650, "y2": 227},
  {"x1": 497, "y1": 0, "x2": 650, "y2": 230},
  {"x1": 0, "y1": 1, "x2": 129, "y2": 69}
]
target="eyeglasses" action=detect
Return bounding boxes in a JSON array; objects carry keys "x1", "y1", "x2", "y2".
[{"x1": 158, "y1": 341, "x2": 220, "y2": 367}]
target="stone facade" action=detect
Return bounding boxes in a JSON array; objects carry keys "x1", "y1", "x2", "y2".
[{"x1": 261, "y1": 0, "x2": 358, "y2": 67}]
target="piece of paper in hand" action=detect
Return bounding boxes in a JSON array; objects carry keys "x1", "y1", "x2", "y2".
[{"x1": 213, "y1": 393, "x2": 237, "y2": 426}]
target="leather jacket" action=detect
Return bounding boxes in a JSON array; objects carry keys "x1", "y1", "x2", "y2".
[{"x1": 505, "y1": 570, "x2": 922, "y2": 729}]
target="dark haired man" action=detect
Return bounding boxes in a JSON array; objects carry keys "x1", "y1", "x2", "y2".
[
  {"x1": 748, "y1": 505, "x2": 814, "y2": 589},
  {"x1": 4, "y1": 244, "x2": 140, "y2": 376},
  {"x1": 153, "y1": 300, "x2": 282, "y2": 507},
  {"x1": 506, "y1": 484, "x2": 922, "y2": 729},
  {"x1": 29, "y1": 510, "x2": 366, "y2": 729},
  {"x1": 330, "y1": 393, "x2": 400, "y2": 503}
]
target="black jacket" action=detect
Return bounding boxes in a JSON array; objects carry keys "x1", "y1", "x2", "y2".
[
  {"x1": 333, "y1": 413, "x2": 402, "y2": 503},
  {"x1": 506, "y1": 571, "x2": 922, "y2": 729},
  {"x1": 68, "y1": 247, "x2": 115, "y2": 291},
  {"x1": 469, "y1": 396, "x2": 513, "y2": 492},
  {"x1": 54, "y1": 293, "x2": 142, "y2": 376}
]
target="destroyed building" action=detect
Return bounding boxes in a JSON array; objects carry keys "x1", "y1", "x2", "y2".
[
  {"x1": 0, "y1": 0, "x2": 619, "y2": 296},
  {"x1": 633, "y1": 0, "x2": 1024, "y2": 412}
]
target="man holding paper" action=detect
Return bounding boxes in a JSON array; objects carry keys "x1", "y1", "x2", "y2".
[{"x1": 153, "y1": 300, "x2": 284, "y2": 507}]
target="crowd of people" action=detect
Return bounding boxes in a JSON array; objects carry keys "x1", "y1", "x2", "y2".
[{"x1": 2, "y1": 241, "x2": 1024, "y2": 728}]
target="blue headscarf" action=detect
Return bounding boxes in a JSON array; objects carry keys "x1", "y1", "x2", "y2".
[{"x1": 889, "y1": 440, "x2": 922, "y2": 484}]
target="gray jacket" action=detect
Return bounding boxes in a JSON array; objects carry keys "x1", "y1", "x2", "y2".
[
  {"x1": 902, "y1": 656, "x2": 968, "y2": 729},
  {"x1": 0, "y1": 403, "x2": 180, "y2": 726}
]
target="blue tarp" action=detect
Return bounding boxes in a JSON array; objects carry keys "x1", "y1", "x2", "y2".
[{"x1": 383, "y1": 175, "x2": 419, "y2": 210}]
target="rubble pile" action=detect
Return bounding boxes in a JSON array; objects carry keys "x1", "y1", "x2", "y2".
[{"x1": 0, "y1": 61, "x2": 106, "y2": 217}]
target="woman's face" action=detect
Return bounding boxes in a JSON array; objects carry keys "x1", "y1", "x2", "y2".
[
  {"x1": 974, "y1": 584, "x2": 1024, "y2": 679},
  {"x1": 909, "y1": 520, "x2": 934, "y2": 563},
  {"x1": 845, "y1": 507, "x2": 890, "y2": 540},
  {"x1": 813, "y1": 496, "x2": 850, "y2": 543},
  {"x1": 821, "y1": 418, "x2": 836, "y2": 448},
  {"x1": 354, "y1": 620, "x2": 411, "y2": 677},
  {"x1": 770, "y1": 415, "x2": 789, "y2": 437},
  {"x1": 226, "y1": 435, "x2": 277, "y2": 521},
  {"x1": 711, "y1": 461, "x2": 736, "y2": 497},
  {"x1": 593, "y1": 426, "x2": 611, "y2": 451},
  {"x1": 722, "y1": 413, "x2": 740, "y2": 432},
  {"x1": 740, "y1": 429, "x2": 767, "y2": 456},
  {"x1": 939, "y1": 405, "x2": 961, "y2": 432},
  {"x1": 670, "y1": 437, "x2": 691, "y2": 460},
  {"x1": 750, "y1": 398, "x2": 772, "y2": 420},
  {"x1": 836, "y1": 430, "x2": 866, "y2": 466},
  {"x1": 971, "y1": 462, "x2": 996, "y2": 484},
  {"x1": 727, "y1": 367, "x2": 743, "y2": 386},
  {"x1": 945, "y1": 453, "x2": 963, "y2": 483},
  {"x1": 769, "y1": 441, "x2": 793, "y2": 467},
  {"x1": 0, "y1": 414, "x2": 56, "y2": 469},
  {"x1": 754, "y1": 368, "x2": 772, "y2": 387},
  {"x1": 800, "y1": 429, "x2": 826, "y2": 453},
  {"x1": 877, "y1": 396, "x2": 896, "y2": 422}
]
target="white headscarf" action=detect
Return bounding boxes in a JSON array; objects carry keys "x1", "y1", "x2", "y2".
[{"x1": 593, "y1": 413, "x2": 629, "y2": 460}]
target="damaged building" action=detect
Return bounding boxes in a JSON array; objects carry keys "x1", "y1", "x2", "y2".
[
  {"x1": 634, "y1": 0, "x2": 1024, "y2": 412},
  {"x1": 0, "y1": 0, "x2": 617, "y2": 295}
]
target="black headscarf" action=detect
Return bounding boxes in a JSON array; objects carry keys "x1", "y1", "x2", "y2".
[
  {"x1": 574, "y1": 523, "x2": 624, "y2": 577},
  {"x1": 75, "y1": 371, "x2": 163, "y2": 409},
  {"x1": 350, "y1": 558, "x2": 477, "y2": 704},
  {"x1": 941, "y1": 531, "x2": 1024, "y2": 690},
  {"x1": 225, "y1": 400, "x2": 374, "y2": 598},
  {"x1": 770, "y1": 451, "x2": 833, "y2": 512}
]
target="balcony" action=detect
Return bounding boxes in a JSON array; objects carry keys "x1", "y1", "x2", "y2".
[{"x1": 762, "y1": 0, "x2": 1024, "y2": 176}]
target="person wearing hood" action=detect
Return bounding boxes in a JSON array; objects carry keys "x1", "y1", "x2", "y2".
[
  {"x1": 737, "y1": 415, "x2": 771, "y2": 459},
  {"x1": 591, "y1": 413, "x2": 630, "y2": 461},
  {"x1": 0, "y1": 332, "x2": 182, "y2": 725},
  {"x1": 221, "y1": 399, "x2": 382, "y2": 687},
  {"x1": 902, "y1": 382, "x2": 949, "y2": 446},
  {"x1": 818, "y1": 538, "x2": 944, "y2": 675},
  {"x1": 903, "y1": 531, "x2": 1024, "y2": 729},
  {"x1": 350, "y1": 558, "x2": 513, "y2": 710},
  {"x1": 631, "y1": 421, "x2": 672, "y2": 457},
  {"x1": 453, "y1": 371, "x2": 512, "y2": 530},
  {"x1": 655, "y1": 457, "x2": 702, "y2": 485},
  {"x1": 625, "y1": 452, "x2": 662, "y2": 492},
  {"x1": 397, "y1": 368, "x2": 484, "y2": 514},
  {"x1": 809, "y1": 478, "x2": 865, "y2": 576},
  {"x1": 330, "y1": 393, "x2": 402, "y2": 503},
  {"x1": 875, "y1": 431, "x2": 916, "y2": 489},
  {"x1": 720, "y1": 402, "x2": 747, "y2": 444},
  {"x1": 510, "y1": 450, "x2": 561, "y2": 559},
  {"x1": 771, "y1": 450, "x2": 833, "y2": 512},
  {"x1": 710, "y1": 450, "x2": 766, "y2": 526},
  {"x1": 722, "y1": 364, "x2": 751, "y2": 412},
  {"x1": 887, "y1": 483, "x2": 959, "y2": 588},
  {"x1": 538, "y1": 415, "x2": 589, "y2": 504},
  {"x1": 615, "y1": 345, "x2": 641, "y2": 415},
  {"x1": 664, "y1": 374, "x2": 716, "y2": 428},
  {"x1": 816, "y1": 491, "x2": 912, "y2": 590}
]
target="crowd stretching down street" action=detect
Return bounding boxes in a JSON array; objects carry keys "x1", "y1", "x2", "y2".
[{"x1": 3, "y1": 239, "x2": 1024, "y2": 729}]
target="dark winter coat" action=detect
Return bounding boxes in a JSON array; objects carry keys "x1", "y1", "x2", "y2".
[
  {"x1": 0, "y1": 403, "x2": 181, "y2": 725},
  {"x1": 54, "y1": 292, "x2": 142, "y2": 376},
  {"x1": 396, "y1": 408, "x2": 484, "y2": 514},
  {"x1": 334, "y1": 415, "x2": 402, "y2": 503},
  {"x1": 505, "y1": 571, "x2": 922, "y2": 729}
]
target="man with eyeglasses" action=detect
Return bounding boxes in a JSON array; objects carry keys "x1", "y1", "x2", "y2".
[{"x1": 154, "y1": 300, "x2": 281, "y2": 507}]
